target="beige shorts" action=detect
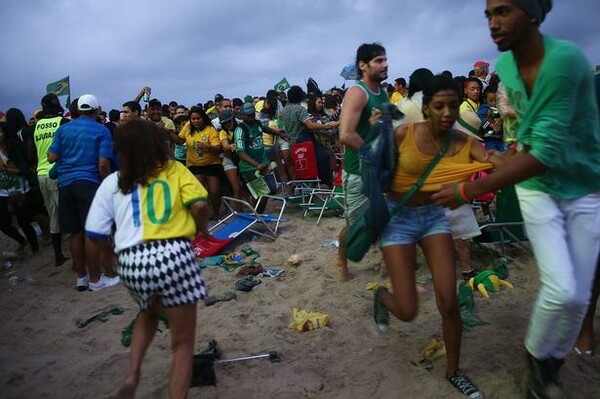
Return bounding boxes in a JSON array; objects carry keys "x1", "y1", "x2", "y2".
[
  {"x1": 342, "y1": 171, "x2": 368, "y2": 225},
  {"x1": 445, "y1": 204, "x2": 481, "y2": 240},
  {"x1": 38, "y1": 175, "x2": 60, "y2": 234}
]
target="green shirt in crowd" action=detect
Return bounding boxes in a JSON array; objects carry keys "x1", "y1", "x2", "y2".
[{"x1": 497, "y1": 35, "x2": 600, "y2": 200}]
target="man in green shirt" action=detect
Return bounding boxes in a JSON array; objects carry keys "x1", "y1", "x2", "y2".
[
  {"x1": 337, "y1": 43, "x2": 389, "y2": 282},
  {"x1": 434, "y1": 1, "x2": 600, "y2": 397},
  {"x1": 234, "y1": 102, "x2": 286, "y2": 212}
]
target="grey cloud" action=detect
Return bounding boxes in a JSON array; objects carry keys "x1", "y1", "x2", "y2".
[{"x1": 1, "y1": 0, "x2": 598, "y2": 115}]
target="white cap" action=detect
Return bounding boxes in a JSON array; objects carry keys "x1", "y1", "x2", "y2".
[{"x1": 78, "y1": 94, "x2": 99, "y2": 111}]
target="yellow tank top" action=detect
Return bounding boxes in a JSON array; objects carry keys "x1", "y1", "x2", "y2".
[{"x1": 391, "y1": 124, "x2": 493, "y2": 192}]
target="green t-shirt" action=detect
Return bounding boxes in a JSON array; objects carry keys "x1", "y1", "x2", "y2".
[
  {"x1": 343, "y1": 80, "x2": 389, "y2": 175},
  {"x1": 234, "y1": 120, "x2": 267, "y2": 174},
  {"x1": 497, "y1": 36, "x2": 600, "y2": 199}
]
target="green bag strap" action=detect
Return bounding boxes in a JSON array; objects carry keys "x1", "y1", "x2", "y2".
[
  {"x1": 389, "y1": 130, "x2": 455, "y2": 217},
  {"x1": 457, "y1": 116, "x2": 480, "y2": 136}
]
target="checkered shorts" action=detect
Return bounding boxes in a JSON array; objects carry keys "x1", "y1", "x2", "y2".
[{"x1": 117, "y1": 238, "x2": 206, "y2": 310}]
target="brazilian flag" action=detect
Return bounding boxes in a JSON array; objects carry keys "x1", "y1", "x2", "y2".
[
  {"x1": 46, "y1": 76, "x2": 70, "y2": 96},
  {"x1": 274, "y1": 78, "x2": 290, "y2": 93}
]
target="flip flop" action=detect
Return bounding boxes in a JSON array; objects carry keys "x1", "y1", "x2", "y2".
[
  {"x1": 204, "y1": 291, "x2": 237, "y2": 306},
  {"x1": 235, "y1": 276, "x2": 262, "y2": 292}
]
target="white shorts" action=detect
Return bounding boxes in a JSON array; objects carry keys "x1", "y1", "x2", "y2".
[
  {"x1": 445, "y1": 204, "x2": 481, "y2": 240},
  {"x1": 222, "y1": 156, "x2": 237, "y2": 172}
]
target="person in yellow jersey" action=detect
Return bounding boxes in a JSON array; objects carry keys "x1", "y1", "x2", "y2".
[
  {"x1": 29, "y1": 93, "x2": 69, "y2": 266},
  {"x1": 174, "y1": 106, "x2": 223, "y2": 218},
  {"x1": 85, "y1": 119, "x2": 210, "y2": 399},
  {"x1": 390, "y1": 77, "x2": 408, "y2": 105}
]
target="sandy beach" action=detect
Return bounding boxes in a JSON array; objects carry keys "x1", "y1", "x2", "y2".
[{"x1": 1, "y1": 206, "x2": 599, "y2": 399}]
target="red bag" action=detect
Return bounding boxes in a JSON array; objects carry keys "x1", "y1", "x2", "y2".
[
  {"x1": 192, "y1": 235, "x2": 234, "y2": 258},
  {"x1": 291, "y1": 141, "x2": 318, "y2": 180}
]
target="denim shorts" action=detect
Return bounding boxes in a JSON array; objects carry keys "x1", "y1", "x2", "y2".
[{"x1": 379, "y1": 200, "x2": 451, "y2": 247}]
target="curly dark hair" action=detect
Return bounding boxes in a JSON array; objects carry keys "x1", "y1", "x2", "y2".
[{"x1": 114, "y1": 119, "x2": 170, "y2": 194}]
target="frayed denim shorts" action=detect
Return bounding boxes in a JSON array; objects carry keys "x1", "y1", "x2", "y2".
[{"x1": 379, "y1": 200, "x2": 451, "y2": 247}]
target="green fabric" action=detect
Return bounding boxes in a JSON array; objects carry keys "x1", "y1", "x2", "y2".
[
  {"x1": 343, "y1": 80, "x2": 389, "y2": 175},
  {"x1": 496, "y1": 35, "x2": 600, "y2": 199},
  {"x1": 458, "y1": 281, "x2": 487, "y2": 331},
  {"x1": 77, "y1": 306, "x2": 124, "y2": 329},
  {"x1": 234, "y1": 121, "x2": 268, "y2": 174}
]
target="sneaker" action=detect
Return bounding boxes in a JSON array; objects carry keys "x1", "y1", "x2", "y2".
[
  {"x1": 89, "y1": 274, "x2": 120, "y2": 292},
  {"x1": 524, "y1": 354, "x2": 565, "y2": 399},
  {"x1": 76, "y1": 275, "x2": 89, "y2": 292},
  {"x1": 373, "y1": 288, "x2": 389, "y2": 332},
  {"x1": 447, "y1": 370, "x2": 483, "y2": 399}
]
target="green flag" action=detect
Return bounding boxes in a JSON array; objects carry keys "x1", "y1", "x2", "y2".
[
  {"x1": 46, "y1": 76, "x2": 70, "y2": 96},
  {"x1": 274, "y1": 78, "x2": 290, "y2": 93}
]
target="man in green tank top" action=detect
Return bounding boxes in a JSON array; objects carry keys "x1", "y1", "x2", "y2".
[{"x1": 337, "y1": 42, "x2": 389, "y2": 282}]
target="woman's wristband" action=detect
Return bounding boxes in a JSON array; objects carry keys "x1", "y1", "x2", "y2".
[
  {"x1": 459, "y1": 182, "x2": 471, "y2": 204},
  {"x1": 454, "y1": 183, "x2": 471, "y2": 204}
]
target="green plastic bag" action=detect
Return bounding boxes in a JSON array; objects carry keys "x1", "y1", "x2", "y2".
[{"x1": 346, "y1": 209, "x2": 380, "y2": 263}]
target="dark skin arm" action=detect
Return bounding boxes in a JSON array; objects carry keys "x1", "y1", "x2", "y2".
[
  {"x1": 304, "y1": 119, "x2": 339, "y2": 131},
  {"x1": 98, "y1": 158, "x2": 111, "y2": 179},
  {"x1": 0, "y1": 160, "x2": 21, "y2": 175},
  {"x1": 238, "y1": 151, "x2": 268, "y2": 175},
  {"x1": 189, "y1": 200, "x2": 210, "y2": 238},
  {"x1": 261, "y1": 125, "x2": 288, "y2": 141},
  {"x1": 339, "y1": 86, "x2": 368, "y2": 150},
  {"x1": 432, "y1": 150, "x2": 547, "y2": 209}
]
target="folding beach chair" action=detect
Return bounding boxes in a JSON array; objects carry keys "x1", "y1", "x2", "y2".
[
  {"x1": 283, "y1": 141, "x2": 321, "y2": 203},
  {"x1": 298, "y1": 186, "x2": 344, "y2": 225},
  {"x1": 474, "y1": 185, "x2": 530, "y2": 255},
  {"x1": 192, "y1": 196, "x2": 287, "y2": 258},
  {"x1": 298, "y1": 162, "x2": 345, "y2": 225}
]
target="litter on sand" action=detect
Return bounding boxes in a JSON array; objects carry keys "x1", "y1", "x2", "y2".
[{"x1": 288, "y1": 307, "x2": 329, "y2": 332}]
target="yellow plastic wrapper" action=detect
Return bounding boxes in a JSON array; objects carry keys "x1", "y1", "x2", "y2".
[
  {"x1": 365, "y1": 281, "x2": 392, "y2": 291},
  {"x1": 421, "y1": 337, "x2": 446, "y2": 360},
  {"x1": 288, "y1": 307, "x2": 329, "y2": 332}
]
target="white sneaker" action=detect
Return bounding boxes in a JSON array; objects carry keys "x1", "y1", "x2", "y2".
[
  {"x1": 89, "y1": 274, "x2": 120, "y2": 292},
  {"x1": 76, "y1": 275, "x2": 89, "y2": 292}
]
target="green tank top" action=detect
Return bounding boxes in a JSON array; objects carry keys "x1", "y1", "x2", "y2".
[
  {"x1": 343, "y1": 80, "x2": 389, "y2": 175},
  {"x1": 33, "y1": 116, "x2": 63, "y2": 175}
]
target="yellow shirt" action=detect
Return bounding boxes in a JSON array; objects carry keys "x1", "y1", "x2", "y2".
[
  {"x1": 457, "y1": 99, "x2": 481, "y2": 136},
  {"x1": 391, "y1": 124, "x2": 492, "y2": 192},
  {"x1": 85, "y1": 160, "x2": 208, "y2": 252},
  {"x1": 390, "y1": 91, "x2": 404, "y2": 105},
  {"x1": 262, "y1": 119, "x2": 282, "y2": 147},
  {"x1": 179, "y1": 124, "x2": 221, "y2": 166}
]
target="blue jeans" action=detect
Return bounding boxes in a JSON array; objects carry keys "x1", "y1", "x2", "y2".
[
  {"x1": 379, "y1": 200, "x2": 451, "y2": 247},
  {"x1": 517, "y1": 187, "x2": 600, "y2": 359}
]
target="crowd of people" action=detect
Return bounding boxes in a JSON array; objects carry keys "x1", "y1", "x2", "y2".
[{"x1": 1, "y1": 0, "x2": 599, "y2": 398}]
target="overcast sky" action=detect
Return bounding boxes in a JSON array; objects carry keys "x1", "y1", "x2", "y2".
[{"x1": 2, "y1": 0, "x2": 599, "y2": 116}]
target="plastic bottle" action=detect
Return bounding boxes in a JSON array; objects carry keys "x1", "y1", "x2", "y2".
[{"x1": 142, "y1": 87, "x2": 151, "y2": 102}]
